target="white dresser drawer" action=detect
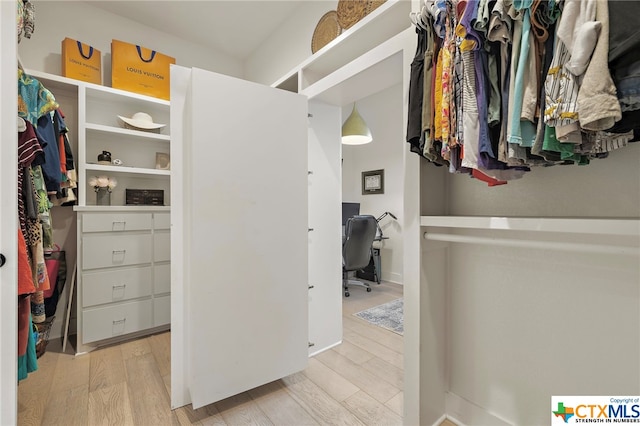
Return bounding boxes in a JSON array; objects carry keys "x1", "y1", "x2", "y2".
[
  {"x1": 82, "y1": 267, "x2": 153, "y2": 307},
  {"x1": 82, "y1": 234, "x2": 153, "y2": 270},
  {"x1": 154, "y1": 295, "x2": 171, "y2": 327},
  {"x1": 154, "y1": 231, "x2": 171, "y2": 262},
  {"x1": 82, "y1": 213, "x2": 153, "y2": 233},
  {"x1": 154, "y1": 213, "x2": 171, "y2": 230},
  {"x1": 155, "y1": 264, "x2": 171, "y2": 294},
  {"x1": 82, "y1": 299, "x2": 153, "y2": 344}
]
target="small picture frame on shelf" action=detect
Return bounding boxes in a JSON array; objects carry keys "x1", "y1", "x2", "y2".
[
  {"x1": 155, "y1": 152, "x2": 170, "y2": 170},
  {"x1": 362, "y1": 169, "x2": 384, "y2": 195}
]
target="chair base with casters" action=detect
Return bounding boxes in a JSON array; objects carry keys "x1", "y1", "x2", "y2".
[
  {"x1": 343, "y1": 274, "x2": 372, "y2": 297},
  {"x1": 342, "y1": 215, "x2": 377, "y2": 297}
]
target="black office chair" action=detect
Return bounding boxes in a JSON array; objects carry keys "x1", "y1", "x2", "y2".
[{"x1": 342, "y1": 215, "x2": 377, "y2": 297}]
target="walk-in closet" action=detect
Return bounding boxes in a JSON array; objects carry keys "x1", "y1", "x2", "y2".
[{"x1": 2, "y1": 1, "x2": 639, "y2": 425}]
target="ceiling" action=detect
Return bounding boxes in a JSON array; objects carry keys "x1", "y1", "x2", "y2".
[{"x1": 87, "y1": 1, "x2": 306, "y2": 61}]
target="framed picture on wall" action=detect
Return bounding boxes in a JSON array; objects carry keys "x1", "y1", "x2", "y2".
[{"x1": 362, "y1": 169, "x2": 384, "y2": 195}]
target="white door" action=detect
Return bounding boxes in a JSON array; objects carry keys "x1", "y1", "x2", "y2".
[
  {"x1": 0, "y1": 1, "x2": 18, "y2": 424},
  {"x1": 171, "y1": 66, "x2": 309, "y2": 409},
  {"x1": 307, "y1": 100, "x2": 343, "y2": 355}
]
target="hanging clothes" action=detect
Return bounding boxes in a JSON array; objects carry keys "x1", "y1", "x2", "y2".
[
  {"x1": 407, "y1": 27, "x2": 428, "y2": 156},
  {"x1": 51, "y1": 109, "x2": 78, "y2": 206},
  {"x1": 406, "y1": 0, "x2": 636, "y2": 186},
  {"x1": 17, "y1": 313, "x2": 38, "y2": 381}
]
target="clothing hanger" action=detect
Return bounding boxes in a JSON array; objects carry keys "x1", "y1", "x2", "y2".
[
  {"x1": 410, "y1": 11, "x2": 428, "y2": 30},
  {"x1": 410, "y1": 2, "x2": 434, "y2": 31},
  {"x1": 420, "y1": 3, "x2": 431, "y2": 24},
  {"x1": 17, "y1": 116, "x2": 26, "y2": 132}
]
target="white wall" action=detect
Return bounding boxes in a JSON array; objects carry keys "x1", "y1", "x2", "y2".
[
  {"x1": 447, "y1": 242, "x2": 639, "y2": 425},
  {"x1": 342, "y1": 83, "x2": 404, "y2": 284},
  {"x1": 18, "y1": 1, "x2": 243, "y2": 81},
  {"x1": 245, "y1": 1, "x2": 335, "y2": 85},
  {"x1": 420, "y1": 143, "x2": 640, "y2": 424},
  {"x1": 447, "y1": 142, "x2": 640, "y2": 218}
]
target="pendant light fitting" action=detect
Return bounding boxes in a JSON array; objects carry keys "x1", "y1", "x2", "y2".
[{"x1": 341, "y1": 103, "x2": 372, "y2": 145}]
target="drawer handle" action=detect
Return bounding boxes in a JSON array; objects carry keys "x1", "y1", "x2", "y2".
[
  {"x1": 112, "y1": 318, "x2": 126, "y2": 325},
  {"x1": 112, "y1": 284, "x2": 126, "y2": 290},
  {"x1": 112, "y1": 221, "x2": 126, "y2": 230},
  {"x1": 112, "y1": 249, "x2": 126, "y2": 255}
]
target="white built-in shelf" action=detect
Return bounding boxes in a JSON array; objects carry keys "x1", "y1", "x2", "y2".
[
  {"x1": 421, "y1": 216, "x2": 640, "y2": 256},
  {"x1": 85, "y1": 123, "x2": 171, "y2": 141},
  {"x1": 301, "y1": 0, "x2": 409, "y2": 86},
  {"x1": 420, "y1": 216, "x2": 640, "y2": 236},
  {"x1": 302, "y1": 38, "x2": 405, "y2": 105},
  {"x1": 24, "y1": 69, "x2": 80, "y2": 95},
  {"x1": 86, "y1": 84, "x2": 170, "y2": 107},
  {"x1": 85, "y1": 163, "x2": 171, "y2": 177},
  {"x1": 273, "y1": 0, "x2": 411, "y2": 92},
  {"x1": 74, "y1": 205, "x2": 170, "y2": 212},
  {"x1": 25, "y1": 69, "x2": 170, "y2": 106}
]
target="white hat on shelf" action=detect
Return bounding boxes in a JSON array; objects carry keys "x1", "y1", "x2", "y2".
[{"x1": 117, "y1": 112, "x2": 166, "y2": 130}]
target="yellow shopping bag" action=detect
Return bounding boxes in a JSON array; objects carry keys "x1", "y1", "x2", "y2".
[
  {"x1": 61, "y1": 37, "x2": 102, "y2": 84},
  {"x1": 111, "y1": 39, "x2": 175, "y2": 100}
]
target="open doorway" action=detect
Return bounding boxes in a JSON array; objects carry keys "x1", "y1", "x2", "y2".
[
  {"x1": 336, "y1": 82, "x2": 406, "y2": 418},
  {"x1": 341, "y1": 84, "x2": 404, "y2": 290}
]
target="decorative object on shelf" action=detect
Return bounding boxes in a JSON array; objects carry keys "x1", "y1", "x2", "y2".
[
  {"x1": 61, "y1": 37, "x2": 102, "y2": 85},
  {"x1": 112, "y1": 158, "x2": 124, "y2": 166},
  {"x1": 88, "y1": 175, "x2": 117, "y2": 206},
  {"x1": 337, "y1": 0, "x2": 368, "y2": 30},
  {"x1": 126, "y1": 189, "x2": 164, "y2": 206},
  {"x1": 311, "y1": 10, "x2": 342, "y2": 54},
  {"x1": 95, "y1": 187, "x2": 111, "y2": 206},
  {"x1": 365, "y1": 0, "x2": 387, "y2": 15},
  {"x1": 117, "y1": 112, "x2": 166, "y2": 132},
  {"x1": 362, "y1": 169, "x2": 384, "y2": 195},
  {"x1": 97, "y1": 150, "x2": 111, "y2": 165},
  {"x1": 155, "y1": 152, "x2": 170, "y2": 170},
  {"x1": 111, "y1": 39, "x2": 176, "y2": 100},
  {"x1": 342, "y1": 103, "x2": 372, "y2": 145}
]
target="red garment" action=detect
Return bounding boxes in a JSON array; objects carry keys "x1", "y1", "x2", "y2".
[
  {"x1": 18, "y1": 230, "x2": 35, "y2": 295},
  {"x1": 58, "y1": 108, "x2": 67, "y2": 174},
  {"x1": 472, "y1": 168, "x2": 508, "y2": 187}
]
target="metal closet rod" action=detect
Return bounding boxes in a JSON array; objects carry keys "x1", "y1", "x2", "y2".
[{"x1": 423, "y1": 232, "x2": 640, "y2": 256}]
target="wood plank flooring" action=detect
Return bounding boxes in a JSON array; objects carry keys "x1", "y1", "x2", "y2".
[{"x1": 18, "y1": 281, "x2": 406, "y2": 426}]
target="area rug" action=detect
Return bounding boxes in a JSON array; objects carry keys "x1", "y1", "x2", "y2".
[{"x1": 353, "y1": 298, "x2": 403, "y2": 335}]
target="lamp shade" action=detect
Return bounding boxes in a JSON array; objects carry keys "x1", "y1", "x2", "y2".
[{"x1": 341, "y1": 103, "x2": 372, "y2": 145}]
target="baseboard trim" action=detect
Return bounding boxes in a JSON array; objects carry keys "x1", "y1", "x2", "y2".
[
  {"x1": 429, "y1": 413, "x2": 467, "y2": 426},
  {"x1": 309, "y1": 339, "x2": 342, "y2": 357},
  {"x1": 446, "y1": 392, "x2": 512, "y2": 426},
  {"x1": 384, "y1": 272, "x2": 403, "y2": 284},
  {"x1": 431, "y1": 414, "x2": 447, "y2": 426}
]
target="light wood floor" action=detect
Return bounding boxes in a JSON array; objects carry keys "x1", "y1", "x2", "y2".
[{"x1": 18, "y1": 281, "x2": 408, "y2": 426}]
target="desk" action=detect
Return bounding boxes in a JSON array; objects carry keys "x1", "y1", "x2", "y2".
[{"x1": 355, "y1": 236, "x2": 387, "y2": 284}]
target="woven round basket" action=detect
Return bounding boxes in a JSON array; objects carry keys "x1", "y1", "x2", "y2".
[
  {"x1": 365, "y1": 0, "x2": 387, "y2": 15},
  {"x1": 336, "y1": 0, "x2": 368, "y2": 30},
  {"x1": 311, "y1": 11, "x2": 341, "y2": 54}
]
